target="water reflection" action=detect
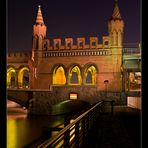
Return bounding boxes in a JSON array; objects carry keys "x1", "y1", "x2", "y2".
[
  {"x1": 7, "y1": 101, "x2": 65, "y2": 148},
  {"x1": 7, "y1": 100, "x2": 88, "y2": 147}
]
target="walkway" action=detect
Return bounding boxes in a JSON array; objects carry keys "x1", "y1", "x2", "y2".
[{"x1": 81, "y1": 106, "x2": 141, "y2": 148}]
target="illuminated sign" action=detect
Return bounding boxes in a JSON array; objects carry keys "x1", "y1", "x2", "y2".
[{"x1": 70, "y1": 93, "x2": 78, "y2": 100}]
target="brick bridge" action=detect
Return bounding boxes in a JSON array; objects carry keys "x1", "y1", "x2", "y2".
[{"x1": 7, "y1": 85, "x2": 125, "y2": 115}]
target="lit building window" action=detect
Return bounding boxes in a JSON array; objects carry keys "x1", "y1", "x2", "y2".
[
  {"x1": 85, "y1": 66, "x2": 97, "y2": 85},
  {"x1": 7, "y1": 68, "x2": 16, "y2": 88},
  {"x1": 53, "y1": 66, "x2": 66, "y2": 85},
  {"x1": 69, "y1": 66, "x2": 82, "y2": 85},
  {"x1": 18, "y1": 67, "x2": 30, "y2": 88}
]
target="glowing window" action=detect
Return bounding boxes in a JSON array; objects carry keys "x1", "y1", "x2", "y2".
[
  {"x1": 71, "y1": 72, "x2": 78, "y2": 83},
  {"x1": 86, "y1": 71, "x2": 92, "y2": 83},
  {"x1": 53, "y1": 66, "x2": 66, "y2": 85},
  {"x1": 85, "y1": 66, "x2": 97, "y2": 85},
  {"x1": 7, "y1": 68, "x2": 16, "y2": 88},
  {"x1": 69, "y1": 66, "x2": 82, "y2": 85},
  {"x1": 18, "y1": 67, "x2": 29, "y2": 88}
]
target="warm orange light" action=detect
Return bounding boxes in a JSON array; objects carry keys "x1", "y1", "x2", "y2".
[
  {"x1": 85, "y1": 66, "x2": 97, "y2": 85},
  {"x1": 70, "y1": 93, "x2": 77, "y2": 100},
  {"x1": 7, "y1": 67, "x2": 16, "y2": 87},
  {"x1": 53, "y1": 66, "x2": 66, "y2": 85},
  {"x1": 18, "y1": 67, "x2": 29, "y2": 88}
]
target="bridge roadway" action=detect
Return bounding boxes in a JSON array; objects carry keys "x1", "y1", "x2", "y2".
[{"x1": 81, "y1": 105, "x2": 141, "y2": 148}]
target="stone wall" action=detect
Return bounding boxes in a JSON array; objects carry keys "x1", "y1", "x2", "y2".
[{"x1": 8, "y1": 87, "x2": 126, "y2": 115}]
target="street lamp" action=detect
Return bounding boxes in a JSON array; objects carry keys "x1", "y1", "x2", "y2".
[{"x1": 104, "y1": 80, "x2": 109, "y2": 98}]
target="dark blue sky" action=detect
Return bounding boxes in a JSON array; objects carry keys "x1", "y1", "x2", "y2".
[{"x1": 8, "y1": 0, "x2": 141, "y2": 52}]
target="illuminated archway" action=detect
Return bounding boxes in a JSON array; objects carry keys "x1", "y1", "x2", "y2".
[
  {"x1": 7, "y1": 67, "x2": 16, "y2": 88},
  {"x1": 85, "y1": 66, "x2": 97, "y2": 85},
  {"x1": 53, "y1": 66, "x2": 66, "y2": 85},
  {"x1": 69, "y1": 66, "x2": 82, "y2": 85},
  {"x1": 18, "y1": 67, "x2": 30, "y2": 88}
]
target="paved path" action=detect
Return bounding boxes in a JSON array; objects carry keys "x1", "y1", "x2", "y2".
[{"x1": 81, "y1": 106, "x2": 141, "y2": 148}]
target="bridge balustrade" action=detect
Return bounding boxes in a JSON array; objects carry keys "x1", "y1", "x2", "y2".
[
  {"x1": 37, "y1": 100, "x2": 114, "y2": 148},
  {"x1": 123, "y1": 48, "x2": 141, "y2": 54}
]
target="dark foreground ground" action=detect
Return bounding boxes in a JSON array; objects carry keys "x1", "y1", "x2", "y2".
[{"x1": 81, "y1": 106, "x2": 141, "y2": 148}]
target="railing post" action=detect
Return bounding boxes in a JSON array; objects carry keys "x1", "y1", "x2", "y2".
[
  {"x1": 75, "y1": 122, "x2": 80, "y2": 147},
  {"x1": 64, "y1": 130, "x2": 70, "y2": 148},
  {"x1": 81, "y1": 119, "x2": 86, "y2": 141},
  {"x1": 36, "y1": 101, "x2": 104, "y2": 148},
  {"x1": 64, "y1": 116, "x2": 70, "y2": 147}
]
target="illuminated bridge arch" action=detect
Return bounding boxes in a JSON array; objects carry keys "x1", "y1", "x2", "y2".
[
  {"x1": 7, "y1": 66, "x2": 17, "y2": 88},
  {"x1": 84, "y1": 65, "x2": 97, "y2": 85},
  {"x1": 18, "y1": 66, "x2": 30, "y2": 88},
  {"x1": 68, "y1": 64, "x2": 82, "y2": 85},
  {"x1": 52, "y1": 65, "x2": 66, "y2": 85}
]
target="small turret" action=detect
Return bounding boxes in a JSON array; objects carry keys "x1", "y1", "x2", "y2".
[
  {"x1": 35, "y1": 5, "x2": 44, "y2": 25},
  {"x1": 108, "y1": 0, "x2": 124, "y2": 47},
  {"x1": 32, "y1": 5, "x2": 47, "y2": 68},
  {"x1": 32, "y1": 5, "x2": 47, "y2": 51},
  {"x1": 111, "y1": 0, "x2": 122, "y2": 20}
]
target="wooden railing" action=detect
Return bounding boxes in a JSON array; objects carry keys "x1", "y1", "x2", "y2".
[{"x1": 37, "y1": 101, "x2": 104, "y2": 148}]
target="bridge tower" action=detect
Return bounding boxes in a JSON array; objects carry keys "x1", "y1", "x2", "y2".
[
  {"x1": 32, "y1": 5, "x2": 47, "y2": 65},
  {"x1": 108, "y1": 0, "x2": 124, "y2": 91},
  {"x1": 32, "y1": 5, "x2": 47, "y2": 88}
]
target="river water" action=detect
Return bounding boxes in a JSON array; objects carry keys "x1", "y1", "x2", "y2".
[{"x1": 7, "y1": 100, "x2": 66, "y2": 148}]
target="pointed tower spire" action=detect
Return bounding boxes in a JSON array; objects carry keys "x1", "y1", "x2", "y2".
[
  {"x1": 35, "y1": 5, "x2": 44, "y2": 25},
  {"x1": 111, "y1": 0, "x2": 122, "y2": 20}
]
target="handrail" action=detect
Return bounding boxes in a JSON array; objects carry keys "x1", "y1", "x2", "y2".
[{"x1": 37, "y1": 101, "x2": 103, "y2": 148}]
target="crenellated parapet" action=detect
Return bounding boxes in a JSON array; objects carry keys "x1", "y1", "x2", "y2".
[
  {"x1": 7, "y1": 52, "x2": 31, "y2": 58},
  {"x1": 40, "y1": 36, "x2": 110, "y2": 51},
  {"x1": 7, "y1": 52, "x2": 32, "y2": 63}
]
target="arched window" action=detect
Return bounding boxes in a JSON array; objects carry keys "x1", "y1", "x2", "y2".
[
  {"x1": 86, "y1": 71, "x2": 92, "y2": 83},
  {"x1": 85, "y1": 66, "x2": 97, "y2": 85},
  {"x1": 71, "y1": 72, "x2": 78, "y2": 83},
  {"x1": 7, "y1": 68, "x2": 16, "y2": 88},
  {"x1": 23, "y1": 70, "x2": 29, "y2": 88},
  {"x1": 69, "y1": 66, "x2": 82, "y2": 85},
  {"x1": 18, "y1": 67, "x2": 30, "y2": 88},
  {"x1": 53, "y1": 66, "x2": 66, "y2": 85}
]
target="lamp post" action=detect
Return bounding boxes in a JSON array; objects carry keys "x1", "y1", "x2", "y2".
[{"x1": 104, "y1": 80, "x2": 109, "y2": 98}]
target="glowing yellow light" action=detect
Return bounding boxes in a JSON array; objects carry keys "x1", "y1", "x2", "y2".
[
  {"x1": 18, "y1": 67, "x2": 29, "y2": 88},
  {"x1": 85, "y1": 66, "x2": 97, "y2": 85},
  {"x1": 7, "y1": 67, "x2": 16, "y2": 87},
  {"x1": 7, "y1": 120, "x2": 17, "y2": 148},
  {"x1": 69, "y1": 66, "x2": 82, "y2": 85},
  {"x1": 53, "y1": 66, "x2": 66, "y2": 85}
]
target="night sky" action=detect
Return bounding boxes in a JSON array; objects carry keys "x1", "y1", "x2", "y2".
[{"x1": 8, "y1": 0, "x2": 141, "y2": 52}]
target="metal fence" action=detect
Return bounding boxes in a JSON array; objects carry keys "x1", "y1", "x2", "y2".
[{"x1": 37, "y1": 101, "x2": 105, "y2": 148}]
